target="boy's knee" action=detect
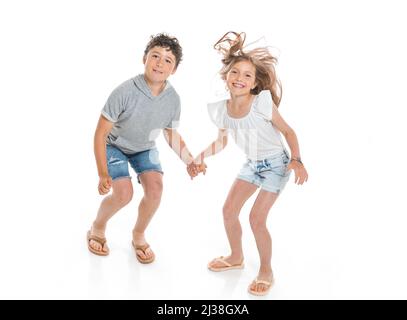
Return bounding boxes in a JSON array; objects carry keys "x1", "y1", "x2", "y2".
[
  {"x1": 113, "y1": 187, "x2": 133, "y2": 206},
  {"x1": 144, "y1": 180, "x2": 163, "y2": 201}
]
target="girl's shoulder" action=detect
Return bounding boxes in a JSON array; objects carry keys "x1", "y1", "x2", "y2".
[
  {"x1": 207, "y1": 95, "x2": 228, "y2": 113},
  {"x1": 253, "y1": 90, "x2": 273, "y2": 119},
  {"x1": 207, "y1": 97, "x2": 227, "y2": 128}
]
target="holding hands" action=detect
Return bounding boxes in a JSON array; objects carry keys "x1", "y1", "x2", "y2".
[{"x1": 186, "y1": 154, "x2": 207, "y2": 179}]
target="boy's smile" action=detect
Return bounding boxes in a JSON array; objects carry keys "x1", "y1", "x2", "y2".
[{"x1": 143, "y1": 46, "x2": 177, "y2": 85}]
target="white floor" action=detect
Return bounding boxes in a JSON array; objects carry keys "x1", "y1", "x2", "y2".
[
  {"x1": 1, "y1": 142, "x2": 407, "y2": 300},
  {"x1": 1, "y1": 0, "x2": 407, "y2": 300}
]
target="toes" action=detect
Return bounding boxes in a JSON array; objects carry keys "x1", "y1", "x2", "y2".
[
  {"x1": 90, "y1": 240, "x2": 101, "y2": 251},
  {"x1": 137, "y1": 249, "x2": 147, "y2": 259},
  {"x1": 102, "y1": 243, "x2": 109, "y2": 253}
]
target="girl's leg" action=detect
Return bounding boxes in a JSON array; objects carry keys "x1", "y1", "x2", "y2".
[
  {"x1": 89, "y1": 178, "x2": 134, "y2": 253},
  {"x1": 248, "y1": 190, "x2": 279, "y2": 294},
  {"x1": 132, "y1": 171, "x2": 163, "y2": 260},
  {"x1": 209, "y1": 179, "x2": 258, "y2": 268}
]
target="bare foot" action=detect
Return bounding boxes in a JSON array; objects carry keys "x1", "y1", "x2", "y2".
[{"x1": 88, "y1": 223, "x2": 109, "y2": 254}]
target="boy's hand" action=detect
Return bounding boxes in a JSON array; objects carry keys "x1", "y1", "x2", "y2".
[
  {"x1": 98, "y1": 175, "x2": 112, "y2": 195},
  {"x1": 287, "y1": 161, "x2": 308, "y2": 185},
  {"x1": 187, "y1": 160, "x2": 207, "y2": 180},
  {"x1": 187, "y1": 163, "x2": 198, "y2": 179}
]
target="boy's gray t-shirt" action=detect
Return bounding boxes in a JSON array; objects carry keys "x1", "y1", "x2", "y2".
[{"x1": 101, "y1": 74, "x2": 181, "y2": 154}]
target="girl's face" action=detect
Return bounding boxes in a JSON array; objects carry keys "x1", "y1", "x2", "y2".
[
  {"x1": 143, "y1": 46, "x2": 177, "y2": 83},
  {"x1": 226, "y1": 60, "x2": 257, "y2": 96}
]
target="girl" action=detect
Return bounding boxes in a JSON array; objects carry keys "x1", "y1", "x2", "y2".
[{"x1": 196, "y1": 32, "x2": 308, "y2": 296}]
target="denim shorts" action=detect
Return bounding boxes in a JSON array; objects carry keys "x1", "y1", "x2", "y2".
[
  {"x1": 106, "y1": 144, "x2": 163, "y2": 183},
  {"x1": 237, "y1": 151, "x2": 291, "y2": 194}
]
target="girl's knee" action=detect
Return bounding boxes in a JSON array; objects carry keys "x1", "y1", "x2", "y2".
[
  {"x1": 222, "y1": 202, "x2": 237, "y2": 221},
  {"x1": 249, "y1": 213, "x2": 267, "y2": 231}
]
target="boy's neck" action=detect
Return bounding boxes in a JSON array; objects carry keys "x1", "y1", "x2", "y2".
[{"x1": 143, "y1": 75, "x2": 166, "y2": 97}]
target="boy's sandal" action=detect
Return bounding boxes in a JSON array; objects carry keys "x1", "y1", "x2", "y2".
[
  {"x1": 207, "y1": 256, "x2": 244, "y2": 272},
  {"x1": 132, "y1": 241, "x2": 155, "y2": 264},
  {"x1": 248, "y1": 278, "x2": 274, "y2": 296},
  {"x1": 87, "y1": 230, "x2": 109, "y2": 256}
]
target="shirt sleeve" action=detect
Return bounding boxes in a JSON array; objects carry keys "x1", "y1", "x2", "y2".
[
  {"x1": 254, "y1": 90, "x2": 273, "y2": 120},
  {"x1": 207, "y1": 100, "x2": 226, "y2": 129},
  {"x1": 101, "y1": 86, "x2": 127, "y2": 123},
  {"x1": 165, "y1": 96, "x2": 181, "y2": 129}
]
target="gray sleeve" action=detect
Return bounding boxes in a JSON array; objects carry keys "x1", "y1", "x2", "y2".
[
  {"x1": 101, "y1": 86, "x2": 126, "y2": 123},
  {"x1": 166, "y1": 97, "x2": 181, "y2": 129}
]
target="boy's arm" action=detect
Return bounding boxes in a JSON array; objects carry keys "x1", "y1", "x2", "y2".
[
  {"x1": 94, "y1": 115, "x2": 114, "y2": 194},
  {"x1": 194, "y1": 129, "x2": 228, "y2": 165},
  {"x1": 163, "y1": 128, "x2": 195, "y2": 165}
]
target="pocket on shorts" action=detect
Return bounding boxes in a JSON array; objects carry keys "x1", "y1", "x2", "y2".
[{"x1": 265, "y1": 155, "x2": 288, "y2": 177}]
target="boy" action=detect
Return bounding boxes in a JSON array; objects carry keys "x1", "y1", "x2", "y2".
[{"x1": 87, "y1": 33, "x2": 202, "y2": 262}]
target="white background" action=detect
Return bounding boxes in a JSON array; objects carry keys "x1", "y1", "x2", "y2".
[{"x1": 0, "y1": 0, "x2": 406, "y2": 299}]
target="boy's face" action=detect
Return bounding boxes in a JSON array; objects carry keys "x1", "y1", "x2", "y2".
[
  {"x1": 143, "y1": 46, "x2": 177, "y2": 83},
  {"x1": 226, "y1": 60, "x2": 257, "y2": 96}
]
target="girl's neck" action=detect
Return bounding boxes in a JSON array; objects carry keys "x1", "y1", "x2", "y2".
[{"x1": 229, "y1": 93, "x2": 254, "y2": 109}]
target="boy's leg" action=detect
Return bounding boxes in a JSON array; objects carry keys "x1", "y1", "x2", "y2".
[
  {"x1": 248, "y1": 190, "x2": 278, "y2": 294},
  {"x1": 209, "y1": 179, "x2": 257, "y2": 268},
  {"x1": 89, "y1": 178, "x2": 133, "y2": 253},
  {"x1": 133, "y1": 171, "x2": 163, "y2": 260}
]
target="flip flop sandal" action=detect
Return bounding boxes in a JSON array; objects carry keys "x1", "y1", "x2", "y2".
[
  {"x1": 207, "y1": 256, "x2": 244, "y2": 272},
  {"x1": 87, "y1": 230, "x2": 109, "y2": 256},
  {"x1": 132, "y1": 241, "x2": 155, "y2": 264}
]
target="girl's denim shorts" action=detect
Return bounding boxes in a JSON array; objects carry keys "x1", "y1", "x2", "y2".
[
  {"x1": 106, "y1": 144, "x2": 163, "y2": 183},
  {"x1": 237, "y1": 151, "x2": 291, "y2": 194}
]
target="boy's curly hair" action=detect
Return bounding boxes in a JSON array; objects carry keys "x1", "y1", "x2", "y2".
[
  {"x1": 214, "y1": 31, "x2": 282, "y2": 108},
  {"x1": 144, "y1": 33, "x2": 183, "y2": 68}
]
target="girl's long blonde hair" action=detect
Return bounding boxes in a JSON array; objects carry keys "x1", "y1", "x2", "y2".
[{"x1": 214, "y1": 31, "x2": 282, "y2": 107}]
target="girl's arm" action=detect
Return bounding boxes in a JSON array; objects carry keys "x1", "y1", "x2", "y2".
[
  {"x1": 94, "y1": 115, "x2": 114, "y2": 194},
  {"x1": 271, "y1": 106, "x2": 308, "y2": 185},
  {"x1": 194, "y1": 129, "x2": 228, "y2": 167}
]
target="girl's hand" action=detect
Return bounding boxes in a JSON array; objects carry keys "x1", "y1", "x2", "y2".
[
  {"x1": 287, "y1": 161, "x2": 308, "y2": 185},
  {"x1": 98, "y1": 175, "x2": 112, "y2": 195},
  {"x1": 187, "y1": 161, "x2": 208, "y2": 180},
  {"x1": 193, "y1": 155, "x2": 207, "y2": 176}
]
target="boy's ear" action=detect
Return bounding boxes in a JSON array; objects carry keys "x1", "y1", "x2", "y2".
[
  {"x1": 142, "y1": 55, "x2": 147, "y2": 64},
  {"x1": 171, "y1": 67, "x2": 177, "y2": 75}
]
